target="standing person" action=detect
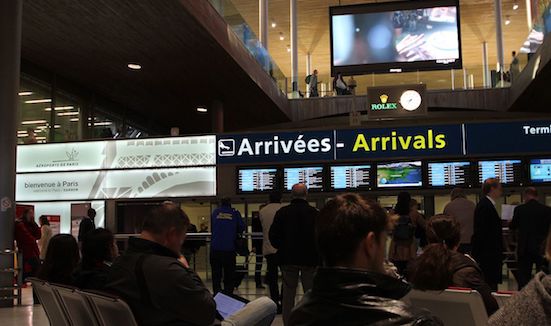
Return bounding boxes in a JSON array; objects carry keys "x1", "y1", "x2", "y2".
[
  {"x1": 410, "y1": 199, "x2": 427, "y2": 248},
  {"x1": 269, "y1": 184, "x2": 319, "y2": 325},
  {"x1": 444, "y1": 188, "x2": 476, "y2": 254},
  {"x1": 472, "y1": 178, "x2": 504, "y2": 290},
  {"x1": 37, "y1": 234, "x2": 80, "y2": 285},
  {"x1": 259, "y1": 192, "x2": 284, "y2": 311},
  {"x1": 289, "y1": 194, "x2": 441, "y2": 326},
  {"x1": 308, "y1": 69, "x2": 319, "y2": 98},
  {"x1": 14, "y1": 209, "x2": 41, "y2": 280},
  {"x1": 408, "y1": 215, "x2": 499, "y2": 316},
  {"x1": 251, "y1": 211, "x2": 264, "y2": 289},
  {"x1": 347, "y1": 76, "x2": 357, "y2": 95},
  {"x1": 389, "y1": 192, "x2": 418, "y2": 276},
  {"x1": 510, "y1": 187, "x2": 551, "y2": 289},
  {"x1": 333, "y1": 73, "x2": 348, "y2": 95},
  {"x1": 78, "y1": 208, "x2": 96, "y2": 242},
  {"x1": 210, "y1": 197, "x2": 245, "y2": 294},
  {"x1": 37, "y1": 216, "x2": 52, "y2": 261},
  {"x1": 510, "y1": 51, "x2": 520, "y2": 82},
  {"x1": 488, "y1": 227, "x2": 551, "y2": 325}
]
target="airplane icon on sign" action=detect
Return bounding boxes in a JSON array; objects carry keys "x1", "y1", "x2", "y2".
[{"x1": 218, "y1": 139, "x2": 235, "y2": 156}]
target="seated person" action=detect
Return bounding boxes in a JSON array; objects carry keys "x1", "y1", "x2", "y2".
[
  {"x1": 106, "y1": 202, "x2": 216, "y2": 326},
  {"x1": 408, "y1": 215, "x2": 499, "y2": 316},
  {"x1": 37, "y1": 234, "x2": 80, "y2": 285},
  {"x1": 289, "y1": 193, "x2": 441, "y2": 326},
  {"x1": 489, "y1": 227, "x2": 551, "y2": 325},
  {"x1": 74, "y1": 228, "x2": 118, "y2": 290}
]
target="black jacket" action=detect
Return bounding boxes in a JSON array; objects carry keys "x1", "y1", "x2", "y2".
[
  {"x1": 510, "y1": 199, "x2": 551, "y2": 256},
  {"x1": 289, "y1": 267, "x2": 442, "y2": 326},
  {"x1": 73, "y1": 262, "x2": 110, "y2": 291},
  {"x1": 78, "y1": 217, "x2": 95, "y2": 242},
  {"x1": 269, "y1": 199, "x2": 319, "y2": 266},
  {"x1": 471, "y1": 196, "x2": 503, "y2": 284},
  {"x1": 106, "y1": 238, "x2": 216, "y2": 326},
  {"x1": 448, "y1": 252, "x2": 499, "y2": 316}
]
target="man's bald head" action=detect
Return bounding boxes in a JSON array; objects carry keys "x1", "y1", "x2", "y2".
[{"x1": 291, "y1": 183, "x2": 308, "y2": 199}]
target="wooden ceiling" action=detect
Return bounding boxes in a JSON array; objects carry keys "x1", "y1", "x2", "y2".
[
  {"x1": 231, "y1": 0, "x2": 531, "y2": 89},
  {"x1": 20, "y1": 0, "x2": 290, "y2": 134}
]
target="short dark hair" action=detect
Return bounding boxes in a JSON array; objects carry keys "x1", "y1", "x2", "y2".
[
  {"x1": 269, "y1": 191, "x2": 282, "y2": 203},
  {"x1": 39, "y1": 215, "x2": 50, "y2": 226},
  {"x1": 317, "y1": 193, "x2": 388, "y2": 266},
  {"x1": 394, "y1": 192, "x2": 412, "y2": 215},
  {"x1": 142, "y1": 202, "x2": 190, "y2": 235},
  {"x1": 524, "y1": 187, "x2": 538, "y2": 198},
  {"x1": 87, "y1": 208, "x2": 96, "y2": 218},
  {"x1": 220, "y1": 197, "x2": 231, "y2": 207},
  {"x1": 82, "y1": 228, "x2": 115, "y2": 269},
  {"x1": 482, "y1": 178, "x2": 500, "y2": 195}
]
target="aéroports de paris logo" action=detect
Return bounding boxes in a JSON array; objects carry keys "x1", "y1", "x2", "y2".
[
  {"x1": 218, "y1": 139, "x2": 235, "y2": 157},
  {"x1": 53, "y1": 148, "x2": 79, "y2": 163}
]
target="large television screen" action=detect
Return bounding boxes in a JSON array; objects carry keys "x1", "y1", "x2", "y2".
[
  {"x1": 284, "y1": 167, "x2": 324, "y2": 191},
  {"x1": 478, "y1": 160, "x2": 522, "y2": 185},
  {"x1": 330, "y1": 0, "x2": 461, "y2": 74},
  {"x1": 238, "y1": 168, "x2": 278, "y2": 193},
  {"x1": 530, "y1": 159, "x2": 551, "y2": 183},
  {"x1": 377, "y1": 161, "x2": 423, "y2": 188},
  {"x1": 428, "y1": 161, "x2": 472, "y2": 187},
  {"x1": 330, "y1": 164, "x2": 371, "y2": 190}
]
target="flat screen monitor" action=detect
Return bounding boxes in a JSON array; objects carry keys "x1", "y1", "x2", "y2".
[
  {"x1": 330, "y1": 165, "x2": 371, "y2": 190},
  {"x1": 428, "y1": 161, "x2": 472, "y2": 187},
  {"x1": 330, "y1": 0, "x2": 462, "y2": 74},
  {"x1": 478, "y1": 160, "x2": 522, "y2": 184},
  {"x1": 284, "y1": 167, "x2": 324, "y2": 191},
  {"x1": 377, "y1": 161, "x2": 423, "y2": 188},
  {"x1": 530, "y1": 159, "x2": 551, "y2": 183},
  {"x1": 238, "y1": 168, "x2": 278, "y2": 193}
]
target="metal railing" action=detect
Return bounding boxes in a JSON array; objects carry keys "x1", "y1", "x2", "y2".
[{"x1": 0, "y1": 250, "x2": 23, "y2": 305}]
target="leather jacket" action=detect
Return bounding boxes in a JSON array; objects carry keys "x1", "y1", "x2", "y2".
[{"x1": 289, "y1": 267, "x2": 442, "y2": 326}]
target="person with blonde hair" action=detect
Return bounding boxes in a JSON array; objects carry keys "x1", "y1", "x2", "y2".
[{"x1": 489, "y1": 228, "x2": 551, "y2": 325}]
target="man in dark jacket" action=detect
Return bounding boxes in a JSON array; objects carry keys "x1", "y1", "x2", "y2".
[
  {"x1": 290, "y1": 193, "x2": 441, "y2": 326},
  {"x1": 510, "y1": 187, "x2": 551, "y2": 289},
  {"x1": 472, "y1": 178, "x2": 504, "y2": 291},
  {"x1": 270, "y1": 183, "x2": 319, "y2": 325},
  {"x1": 78, "y1": 208, "x2": 96, "y2": 242},
  {"x1": 106, "y1": 202, "x2": 216, "y2": 326}
]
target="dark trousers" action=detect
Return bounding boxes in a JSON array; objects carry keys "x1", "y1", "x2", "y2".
[
  {"x1": 281, "y1": 265, "x2": 315, "y2": 326},
  {"x1": 517, "y1": 251, "x2": 545, "y2": 290},
  {"x1": 210, "y1": 250, "x2": 236, "y2": 294},
  {"x1": 255, "y1": 254, "x2": 263, "y2": 286},
  {"x1": 265, "y1": 254, "x2": 280, "y2": 304}
]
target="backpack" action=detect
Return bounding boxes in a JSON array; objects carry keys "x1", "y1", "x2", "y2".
[
  {"x1": 305, "y1": 75, "x2": 312, "y2": 84},
  {"x1": 393, "y1": 215, "x2": 415, "y2": 241}
]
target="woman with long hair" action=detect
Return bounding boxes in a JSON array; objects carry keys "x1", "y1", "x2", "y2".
[
  {"x1": 408, "y1": 215, "x2": 498, "y2": 315},
  {"x1": 37, "y1": 216, "x2": 52, "y2": 261},
  {"x1": 37, "y1": 234, "x2": 80, "y2": 285}
]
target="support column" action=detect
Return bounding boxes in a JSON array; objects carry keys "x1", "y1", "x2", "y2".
[
  {"x1": 305, "y1": 52, "x2": 311, "y2": 96},
  {"x1": 290, "y1": 0, "x2": 298, "y2": 92},
  {"x1": 0, "y1": 0, "x2": 22, "y2": 308},
  {"x1": 495, "y1": 0, "x2": 505, "y2": 76},
  {"x1": 259, "y1": 0, "x2": 268, "y2": 50},
  {"x1": 482, "y1": 41, "x2": 490, "y2": 87},
  {"x1": 526, "y1": 0, "x2": 532, "y2": 31},
  {"x1": 211, "y1": 100, "x2": 224, "y2": 133}
]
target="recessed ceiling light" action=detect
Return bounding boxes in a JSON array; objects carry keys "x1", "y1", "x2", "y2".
[
  {"x1": 513, "y1": 3, "x2": 519, "y2": 10},
  {"x1": 127, "y1": 63, "x2": 142, "y2": 70},
  {"x1": 287, "y1": 45, "x2": 291, "y2": 52},
  {"x1": 505, "y1": 17, "x2": 511, "y2": 25},
  {"x1": 25, "y1": 99, "x2": 52, "y2": 104},
  {"x1": 271, "y1": 22, "x2": 277, "y2": 28},
  {"x1": 57, "y1": 112, "x2": 80, "y2": 116},
  {"x1": 21, "y1": 119, "x2": 48, "y2": 125},
  {"x1": 279, "y1": 33, "x2": 284, "y2": 41},
  {"x1": 44, "y1": 106, "x2": 75, "y2": 112},
  {"x1": 18, "y1": 91, "x2": 33, "y2": 96},
  {"x1": 197, "y1": 107, "x2": 208, "y2": 113}
]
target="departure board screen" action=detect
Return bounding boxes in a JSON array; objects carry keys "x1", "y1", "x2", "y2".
[
  {"x1": 428, "y1": 162, "x2": 472, "y2": 187},
  {"x1": 331, "y1": 165, "x2": 371, "y2": 190},
  {"x1": 530, "y1": 159, "x2": 551, "y2": 183},
  {"x1": 478, "y1": 160, "x2": 522, "y2": 184},
  {"x1": 284, "y1": 167, "x2": 324, "y2": 191},
  {"x1": 238, "y1": 168, "x2": 278, "y2": 193}
]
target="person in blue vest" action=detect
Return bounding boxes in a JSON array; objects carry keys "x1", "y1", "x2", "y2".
[{"x1": 210, "y1": 197, "x2": 245, "y2": 294}]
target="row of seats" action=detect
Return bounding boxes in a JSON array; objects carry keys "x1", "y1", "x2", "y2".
[
  {"x1": 405, "y1": 288, "x2": 514, "y2": 326},
  {"x1": 29, "y1": 277, "x2": 277, "y2": 326}
]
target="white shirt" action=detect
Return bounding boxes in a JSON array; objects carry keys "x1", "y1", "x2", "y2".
[
  {"x1": 259, "y1": 203, "x2": 283, "y2": 256},
  {"x1": 486, "y1": 196, "x2": 496, "y2": 207}
]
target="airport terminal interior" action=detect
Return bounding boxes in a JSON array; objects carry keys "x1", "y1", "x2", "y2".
[{"x1": 1, "y1": 0, "x2": 551, "y2": 325}]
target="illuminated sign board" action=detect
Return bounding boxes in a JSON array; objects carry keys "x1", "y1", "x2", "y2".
[{"x1": 367, "y1": 85, "x2": 427, "y2": 119}]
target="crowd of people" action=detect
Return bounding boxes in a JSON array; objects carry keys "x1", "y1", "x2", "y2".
[{"x1": 14, "y1": 177, "x2": 551, "y2": 325}]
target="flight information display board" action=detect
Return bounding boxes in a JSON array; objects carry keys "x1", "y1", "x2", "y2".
[
  {"x1": 530, "y1": 159, "x2": 551, "y2": 183},
  {"x1": 478, "y1": 160, "x2": 522, "y2": 184},
  {"x1": 428, "y1": 161, "x2": 472, "y2": 187},
  {"x1": 330, "y1": 165, "x2": 371, "y2": 190},
  {"x1": 238, "y1": 168, "x2": 278, "y2": 193},
  {"x1": 284, "y1": 167, "x2": 324, "y2": 191}
]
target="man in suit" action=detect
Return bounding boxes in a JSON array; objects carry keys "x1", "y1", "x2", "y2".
[
  {"x1": 510, "y1": 187, "x2": 551, "y2": 289},
  {"x1": 472, "y1": 178, "x2": 504, "y2": 291}
]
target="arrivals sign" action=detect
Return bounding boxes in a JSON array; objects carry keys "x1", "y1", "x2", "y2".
[{"x1": 367, "y1": 84, "x2": 427, "y2": 119}]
